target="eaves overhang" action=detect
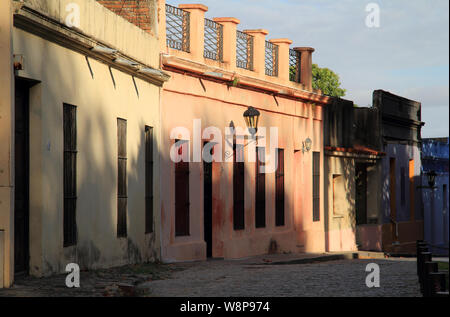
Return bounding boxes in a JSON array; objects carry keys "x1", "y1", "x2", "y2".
[
  {"x1": 13, "y1": 4, "x2": 170, "y2": 87},
  {"x1": 161, "y1": 54, "x2": 332, "y2": 106}
]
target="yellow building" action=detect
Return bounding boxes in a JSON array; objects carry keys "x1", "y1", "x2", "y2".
[{"x1": 0, "y1": 0, "x2": 168, "y2": 287}]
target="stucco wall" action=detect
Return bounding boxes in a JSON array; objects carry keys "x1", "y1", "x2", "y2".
[
  {"x1": 20, "y1": 0, "x2": 160, "y2": 69},
  {"x1": 422, "y1": 173, "x2": 449, "y2": 254},
  {"x1": 324, "y1": 156, "x2": 357, "y2": 252},
  {"x1": 381, "y1": 143, "x2": 422, "y2": 224},
  {"x1": 160, "y1": 71, "x2": 325, "y2": 262},
  {"x1": 0, "y1": 0, "x2": 15, "y2": 288},
  {"x1": 13, "y1": 25, "x2": 161, "y2": 276}
]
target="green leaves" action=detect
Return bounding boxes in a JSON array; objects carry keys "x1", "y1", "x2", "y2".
[{"x1": 312, "y1": 64, "x2": 346, "y2": 98}]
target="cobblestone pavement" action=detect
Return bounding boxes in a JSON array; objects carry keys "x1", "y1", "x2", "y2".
[
  {"x1": 0, "y1": 262, "x2": 181, "y2": 297},
  {"x1": 139, "y1": 258, "x2": 421, "y2": 297},
  {"x1": 0, "y1": 257, "x2": 421, "y2": 297}
]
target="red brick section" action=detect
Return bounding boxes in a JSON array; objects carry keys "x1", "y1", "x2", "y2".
[{"x1": 97, "y1": 0, "x2": 152, "y2": 33}]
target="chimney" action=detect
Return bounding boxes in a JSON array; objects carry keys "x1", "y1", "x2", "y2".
[
  {"x1": 97, "y1": 0, "x2": 154, "y2": 33},
  {"x1": 294, "y1": 47, "x2": 315, "y2": 91}
]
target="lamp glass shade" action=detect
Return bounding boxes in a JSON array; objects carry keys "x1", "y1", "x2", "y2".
[
  {"x1": 243, "y1": 107, "x2": 261, "y2": 135},
  {"x1": 427, "y1": 171, "x2": 437, "y2": 188},
  {"x1": 305, "y1": 138, "x2": 312, "y2": 151}
]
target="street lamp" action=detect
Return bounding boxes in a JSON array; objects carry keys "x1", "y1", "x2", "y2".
[
  {"x1": 418, "y1": 170, "x2": 438, "y2": 246},
  {"x1": 243, "y1": 107, "x2": 261, "y2": 137},
  {"x1": 426, "y1": 170, "x2": 437, "y2": 189}
]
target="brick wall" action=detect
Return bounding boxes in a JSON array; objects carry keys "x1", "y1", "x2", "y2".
[{"x1": 97, "y1": 0, "x2": 152, "y2": 33}]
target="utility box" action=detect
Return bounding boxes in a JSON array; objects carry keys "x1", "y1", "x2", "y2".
[{"x1": 0, "y1": 230, "x2": 4, "y2": 288}]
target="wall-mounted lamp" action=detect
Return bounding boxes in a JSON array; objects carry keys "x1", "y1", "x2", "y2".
[
  {"x1": 302, "y1": 138, "x2": 312, "y2": 153},
  {"x1": 417, "y1": 170, "x2": 438, "y2": 190},
  {"x1": 427, "y1": 170, "x2": 437, "y2": 189},
  {"x1": 243, "y1": 106, "x2": 261, "y2": 137}
]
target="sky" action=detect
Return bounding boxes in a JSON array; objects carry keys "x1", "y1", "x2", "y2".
[{"x1": 167, "y1": 0, "x2": 449, "y2": 138}]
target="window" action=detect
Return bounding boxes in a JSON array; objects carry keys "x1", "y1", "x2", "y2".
[
  {"x1": 333, "y1": 175, "x2": 345, "y2": 216},
  {"x1": 355, "y1": 163, "x2": 368, "y2": 225},
  {"x1": 175, "y1": 141, "x2": 190, "y2": 236},
  {"x1": 401, "y1": 167, "x2": 406, "y2": 206},
  {"x1": 389, "y1": 158, "x2": 396, "y2": 220},
  {"x1": 63, "y1": 104, "x2": 77, "y2": 247},
  {"x1": 117, "y1": 118, "x2": 127, "y2": 238},
  {"x1": 409, "y1": 159, "x2": 415, "y2": 220},
  {"x1": 233, "y1": 144, "x2": 245, "y2": 230},
  {"x1": 275, "y1": 149, "x2": 285, "y2": 226},
  {"x1": 255, "y1": 147, "x2": 266, "y2": 228},
  {"x1": 444, "y1": 185, "x2": 448, "y2": 212},
  {"x1": 145, "y1": 126, "x2": 154, "y2": 234},
  {"x1": 312, "y1": 152, "x2": 320, "y2": 222}
]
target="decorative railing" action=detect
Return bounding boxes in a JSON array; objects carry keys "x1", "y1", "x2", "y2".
[
  {"x1": 166, "y1": 4, "x2": 190, "y2": 52},
  {"x1": 265, "y1": 41, "x2": 278, "y2": 77},
  {"x1": 236, "y1": 31, "x2": 254, "y2": 70},
  {"x1": 204, "y1": 18, "x2": 223, "y2": 61},
  {"x1": 289, "y1": 49, "x2": 301, "y2": 82}
]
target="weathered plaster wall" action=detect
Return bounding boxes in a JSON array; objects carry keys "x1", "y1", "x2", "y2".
[
  {"x1": 0, "y1": 0, "x2": 15, "y2": 288},
  {"x1": 14, "y1": 28, "x2": 162, "y2": 276},
  {"x1": 324, "y1": 156, "x2": 357, "y2": 252},
  {"x1": 13, "y1": 28, "x2": 162, "y2": 276},
  {"x1": 20, "y1": 0, "x2": 160, "y2": 69},
  {"x1": 160, "y1": 71, "x2": 325, "y2": 262},
  {"x1": 422, "y1": 173, "x2": 449, "y2": 255},
  {"x1": 381, "y1": 143, "x2": 422, "y2": 224},
  {"x1": 421, "y1": 138, "x2": 449, "y2": 255},
  {"x1": 7, "y1": 0, "x2": 163, "y2": 277}
]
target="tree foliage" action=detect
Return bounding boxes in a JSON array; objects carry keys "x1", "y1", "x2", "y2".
[
  {"x1": 311, "y1": 64, "x2": 346, "y2": 98},
  {"x1": 290, "y1": 64, "x2": 346, "y2": 98}
]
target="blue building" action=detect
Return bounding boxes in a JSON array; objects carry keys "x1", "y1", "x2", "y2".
[{"x1": 421, "y1": 138, "x2": 449, "y2": 256}]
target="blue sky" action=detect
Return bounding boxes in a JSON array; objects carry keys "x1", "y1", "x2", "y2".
[{"x1": 167, "y1": 0, "x2": 449, "y2": 137}]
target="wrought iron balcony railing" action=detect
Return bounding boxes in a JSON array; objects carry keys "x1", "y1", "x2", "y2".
[
  {"x1": 265, "y1": 41, "x2": 278, "y2": 77},
  {"x1": 204, "y1": 18, "x2": 223, "y2": 61},
  {"x1": 166, "y1": 4, "x2": 190, "y2": 52},
  {"x1": 236, "y1": 31, "x2": 254, "y2": 70},
  {"x1": 289, "y1": 49, "x2": 301, "y2": 82}
]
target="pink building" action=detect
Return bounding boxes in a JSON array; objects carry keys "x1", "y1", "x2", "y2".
[{"x1": 156, "y1": 1, "x2": 332, "y2": 262}]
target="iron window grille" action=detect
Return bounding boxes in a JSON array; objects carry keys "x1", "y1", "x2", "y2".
[
  {"x1": 289, "y1": 49, "x2": 301, "y2": 82},
  {"x1": 145, "y1": 126, "x2": 154, "y2": 234},
  {"x1": 275, "y1": 149, "x2": 285, "y2": 227},
  {"x1": 236, "y1": 31, "x2": 254, "y2": 70},
  {"x1": 166, "y1": 4, "x2": 190, "y2": 52},
  {"x1": 265, "y1": 41, "x2": 279, "y2": 77},
  {"x1": 233, "y1": 143, "x2": 245, "y2": 230},
  {"x1": 175, "y1": 140, "x2": 190, "y2": 237},
  {"x1": 204, "y1": 18, "x2": 223, "y2": 61},
  {"x1": 63, "y1": 104, "x2": 77, "y2": 247},
  {"x1": 255, "y1": 147, "x2": 266, "y2": 228},
  {"x1": 117, "y1": 118, "x2": 128, "y2": 238},
  {"x1": 313, "y1": 152, "x2": 320, "y2": 222}
]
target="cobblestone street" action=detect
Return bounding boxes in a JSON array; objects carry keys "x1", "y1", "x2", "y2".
[
  {"x1": 139, "y1": 258, "x2": 421, "y2": 297},
  {"x1": 0, "y1": 255, "x2": 421, "y2": 297}
]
